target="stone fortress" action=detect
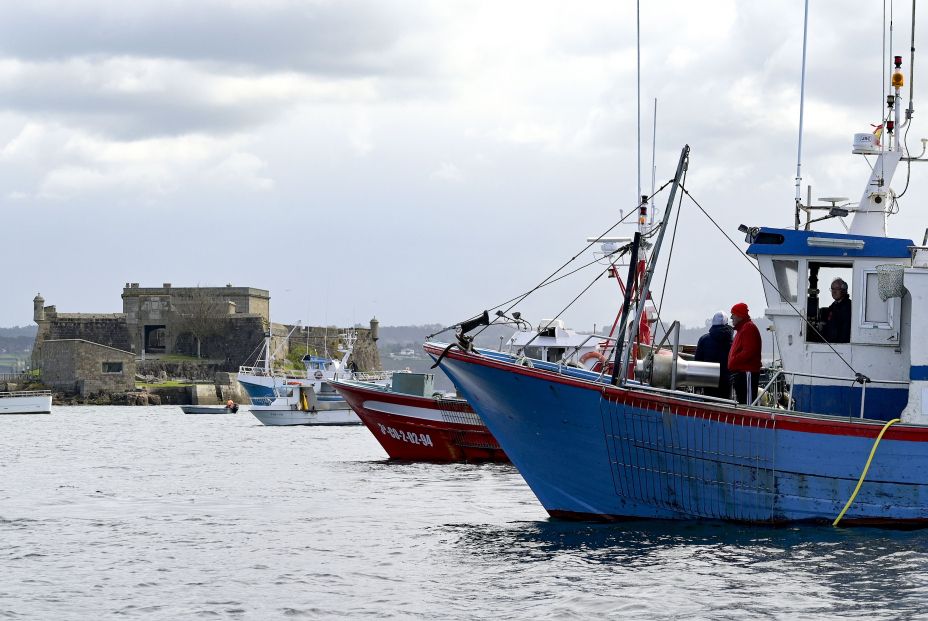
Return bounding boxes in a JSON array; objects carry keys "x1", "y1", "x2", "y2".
[{"x1": 30, "y1": 284, "x2": 381, "y2": 398}]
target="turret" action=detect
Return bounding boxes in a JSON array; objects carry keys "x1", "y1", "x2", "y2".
[
  {"x1": 33, "y1": 293, "x2": 45, "y2": 322},
  {"x1": 369, "y1": 316, "x2": 379, "y2": 342}
]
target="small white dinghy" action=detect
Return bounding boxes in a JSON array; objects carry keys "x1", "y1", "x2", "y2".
[{"x1": 0, "y1": 390, "x2": 52, "y2": 415}]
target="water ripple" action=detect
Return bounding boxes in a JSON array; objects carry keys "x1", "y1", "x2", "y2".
[{"x1": 3, "y1": 406, "x2": 928, "y2": 619}]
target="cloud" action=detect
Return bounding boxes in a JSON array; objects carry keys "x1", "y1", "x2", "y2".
[
  {"x1": 204, "y1": 152, "x2": 274, "y2": 191},
  {"x1": 0, "y1": 57, "x2": 380, "y2": 139},
  {"x1": 431, "y1": 162, "x2": 464, "y2": 183},
  {"x1": 0, "y1": 1, "x2": 433, "y2": 76},
  {"x1": 0, "y1": 121, "x2": 273, "y2": 200}
]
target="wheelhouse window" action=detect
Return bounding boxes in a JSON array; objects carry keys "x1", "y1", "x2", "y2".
[
  {"x1": 862, "y1": 271, "x2": 891, "y2": 326},
  {"x1": 524, "y1": 346, "x2": 543, "y2": 360},
  {"x1": 772, "y1": 259, "x2": 799, "y2": 303},
  {"x1": 806, "y1": 262, "x2": 852, "y2": 343}
]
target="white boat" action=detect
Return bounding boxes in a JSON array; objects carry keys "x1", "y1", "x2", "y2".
[
  {"x1": 238, "y1": 327, "x2": 394, "y2": 426},
  {"x1": 251, "y1": 388, "x2": 362, "y2": 426},
  {"x1": 0, "y1": 390, "x2": 52, "y2": 414},
  {"x1": 180, "y1": 404, "x2": 239, "y2": 414}
]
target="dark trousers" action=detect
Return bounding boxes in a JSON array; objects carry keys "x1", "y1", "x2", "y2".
[{"x1": 731, "y1": 371, "x2": 759, "y2": 405}]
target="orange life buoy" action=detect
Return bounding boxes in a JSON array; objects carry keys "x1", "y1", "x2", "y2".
[{"x1": 579, "y1": 350, "x2": 607, "y2": 370}]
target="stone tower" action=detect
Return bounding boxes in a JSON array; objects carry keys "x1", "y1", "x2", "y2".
[{"x1": 33, "y1": 293, "x2": 45, "y2": 322}]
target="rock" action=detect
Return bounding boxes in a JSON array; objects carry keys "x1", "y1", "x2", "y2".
[{"x1": 148, "y1": 394, "x2": 162, "y2": 406}]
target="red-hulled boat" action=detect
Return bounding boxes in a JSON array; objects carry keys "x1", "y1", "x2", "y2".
[{"x1": 331, "y1": 374, "x2": 508, "y2": 463}]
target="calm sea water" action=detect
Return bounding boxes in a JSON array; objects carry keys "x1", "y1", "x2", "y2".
[{"x1": 3, "y1": 406, "x2": 928, "y2": 620}]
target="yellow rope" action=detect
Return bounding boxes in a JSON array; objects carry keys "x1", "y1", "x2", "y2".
[{"x1": 833, "y1": 418, "x2": 901, "y2": 527}]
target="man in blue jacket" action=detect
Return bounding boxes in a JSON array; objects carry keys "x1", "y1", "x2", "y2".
[{"x1": 694, "y1": 311, "x2": 733, "y2": 399}]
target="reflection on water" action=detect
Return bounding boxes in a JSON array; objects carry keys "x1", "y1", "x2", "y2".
[
  {"x1": 2, "y1": 407, "x2": 927, "y2": 619},
  {"x1": 445, "y1": 520, "x2": 928, "y2": 619}
]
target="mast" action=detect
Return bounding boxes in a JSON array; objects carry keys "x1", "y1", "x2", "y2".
[
  {"x1": 617, "y1": 145, "x2": 690, "y2": 384},
  {"x1": 636, "y1": 0, "x2": 641, "y2": 206},
  {"x1": 794, "y1": 0, "x2": 810, "y2": 230}
]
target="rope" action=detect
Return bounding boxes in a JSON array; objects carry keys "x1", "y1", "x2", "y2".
[
  {"x1": 681, "y1": 187, "x2": 860, "y2": 378},
  {"x1": 517, "y1": 268, "x2": 610, "y2": 353},
  {"x1": 432, "y1": 179, "x2": 675, "y2": 342},
  {"x1": 832, "y1": 418, "x2": 900, "y2": 526}
]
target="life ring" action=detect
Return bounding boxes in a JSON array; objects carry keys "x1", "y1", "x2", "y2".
[{"x1": 579, "y1": 350, "x2": 607, "y2": 370}]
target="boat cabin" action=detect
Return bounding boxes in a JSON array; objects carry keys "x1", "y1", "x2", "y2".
[
  {"x1": 747, "y1": 226, "x2": 913, "y2": 420},
  {"x1": 507, "y1": 319, "x2": 598, "y2": 364},
  {"x1": 302, "y1": 354, "x2": 336, "y2": 376}
]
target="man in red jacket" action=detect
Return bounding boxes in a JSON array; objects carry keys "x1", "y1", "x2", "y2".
[{"x1": 728, "y1": 302, "x2": 762, "y2": 404}]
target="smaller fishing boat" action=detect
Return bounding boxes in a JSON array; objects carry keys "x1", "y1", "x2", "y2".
[
  {"x1": 181, "y1": 403, "x2": 239, "y2": 415},
  {"x1": 332, "y1": 373, "x2": 507, "y2": 462},
  {"x1": 239, "y1": 327, "x2": 394, "y2": 426},
  {"x1": 0, "y1": 390, "x2": 52, "y2": 414}
]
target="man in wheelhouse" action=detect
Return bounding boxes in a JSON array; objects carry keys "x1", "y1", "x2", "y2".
[{"x1": 820, "y1": 277, "x2": 852, "y2": 344}]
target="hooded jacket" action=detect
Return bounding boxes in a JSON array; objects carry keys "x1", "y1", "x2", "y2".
[{"x1": 695, "y1": 323, "x2": 733, "y2": 391}]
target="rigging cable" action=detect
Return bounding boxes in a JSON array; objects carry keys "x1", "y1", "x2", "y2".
[
  {"x1": 680, "y1": 187, "x2": 862, "y2": 379},
  {"x1": 458, "y1": 178, "x2": 675, "y2": 342},
  {"x1": 516, "y1": 267, "x2": 611, "y2": 354},
  {"x1": 651, "y1": 160, "x2": 689, "y2": 341}
]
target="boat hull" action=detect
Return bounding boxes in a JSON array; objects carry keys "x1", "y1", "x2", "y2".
[
  {"x1": 249, "y1": 406, "x2": 361, "y2": 426},
  {"x1": 181, "y1": 405, "x2": 237, "y2": 415},
  {"x1": 427, "y1": 344, "x2": 928, "y2": 525},
  {"x1": 0, "y1": 393, "x2": 52, "y2": 415},
  {"x1": 332, "y1": 380, "x2": 507, "y2": 462}
]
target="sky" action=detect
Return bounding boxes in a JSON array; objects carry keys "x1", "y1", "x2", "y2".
[{"x1": 2, "y1": 0, "x2": 927, "y2": 332}]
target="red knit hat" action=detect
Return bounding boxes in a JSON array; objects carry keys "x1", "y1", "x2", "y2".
[{"x1": 730, "y1": 302, "x2": 750, "y2": 318}]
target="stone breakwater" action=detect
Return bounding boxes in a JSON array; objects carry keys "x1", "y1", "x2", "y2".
[{"x1": 1, "y1": 376, "x2": 248, "y2": 407}]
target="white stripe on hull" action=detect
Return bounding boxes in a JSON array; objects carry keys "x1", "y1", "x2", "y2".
[{"x1": 362, "y1": 400, "x2": 483, "y2": 427}]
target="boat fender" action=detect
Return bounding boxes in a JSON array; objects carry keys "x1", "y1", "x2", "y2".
[{"x1": 579, "y1": 350, "x2": 607, "y2": 370}]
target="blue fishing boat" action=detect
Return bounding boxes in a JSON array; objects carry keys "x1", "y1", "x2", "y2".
[{"x1": 427, "y1": 49, "x2": 928, "y2": 524}]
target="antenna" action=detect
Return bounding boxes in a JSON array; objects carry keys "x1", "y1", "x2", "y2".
[
  {"x1": 907, "y1": 0, "x2": 916, "y2": 122},
  {"x1": 794, "y1": 0, "x2": 810, "y2": 230},
  {"x1": 636, "y1": 0, "x2": 641, "y2": 206},
  {"x1": 650, "y1": 98, "x2": 658, "y2": 225}
]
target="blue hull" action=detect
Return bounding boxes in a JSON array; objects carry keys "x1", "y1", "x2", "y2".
[{"x1": 430, "y1": 345, "x2": 928, "y2": 525}]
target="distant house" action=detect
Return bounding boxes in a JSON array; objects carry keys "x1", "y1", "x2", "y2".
[{"x1": 39, "y1": 339, "x2": 136, "y2": 396}]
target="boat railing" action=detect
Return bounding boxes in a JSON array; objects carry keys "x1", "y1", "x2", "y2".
[
  {"x1": 351, "y1": 369, "x2": 407, "y2": 382},
  {"x1": 752, "y1": 369, "x2": 909, "y2": 419},
  {"x1": 557, "y1": 333, "x2": 620, "y2": 365},
  {"x1": 238, "y1": 365, "x2": 309, "y2": 380},
  {"x1": 0, "y1": 390, "x2": 52, "y2": 398}
]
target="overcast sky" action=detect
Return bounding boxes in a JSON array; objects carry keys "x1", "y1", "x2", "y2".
[{"x1": 2, "y1": 1, "x2": 926, "y2": 333}]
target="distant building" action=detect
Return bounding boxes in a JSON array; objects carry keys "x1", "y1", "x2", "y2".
[
  {"x1": 40, "y1": 339, "x2": 136, "y2": 396},
  {"x1": 120, "y1": 283, "x2": 269, "y2": 355},
  {"x1": 32, "y1": 284, "x2": 269, "y2": 376}
]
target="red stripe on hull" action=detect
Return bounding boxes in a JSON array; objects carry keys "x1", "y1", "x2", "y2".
[
  {"x1": 333, "y1": 381, "x2": 507, "y2": 463},
  {"x1": 355, "y1": 408, "x2": 507, "y2": 462},
  {"x1": 424, "y1": 343, "x2": 928, "y2": 442}
]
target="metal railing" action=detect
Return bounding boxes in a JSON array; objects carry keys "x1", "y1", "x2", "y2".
[
  {"x1": 0, "y1": 373, "x2": 32, "y2": 382},
  {"x1": 238, "y1": 366, "x2": 310, "y2": 380},
  {"x1": 751, "y1": 369, "x2": 909, "y2": 419},
  {"x1": 556, "y1": 332, "x2": 621, "y2": 366},
  {"x1": 239, "y1": 366, "x2": 402, "y2": 383},
  {"x1": 0, "y1": 390, "x2": 52, "y2": 398}
]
